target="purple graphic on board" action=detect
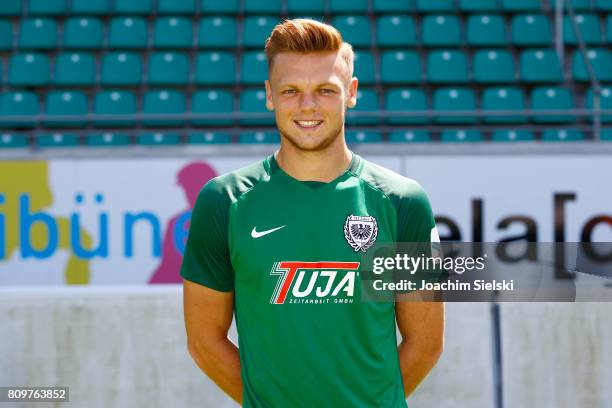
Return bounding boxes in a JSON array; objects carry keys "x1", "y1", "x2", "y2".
[{"x1": 149, "y1": 162, "x2": 218, "y2": 284}]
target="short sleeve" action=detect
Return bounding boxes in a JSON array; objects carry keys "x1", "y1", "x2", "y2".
[
  {"x1": 395, "y1": 183, "x2": 443, "y2": 285},
  {"x1": 396, "y1": 182, "x2": 437, "y2": 244},
  {"x1": 180, "y1": 179, "x2": 235, "y2": 291}
]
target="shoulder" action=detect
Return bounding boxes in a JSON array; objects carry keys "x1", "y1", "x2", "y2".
[
  {"x1": 357, "y1": 157, "x2": 429, "y2": 206},
  {"x1": 197, "y1": 158, "x2": 271, "y2": 207}
]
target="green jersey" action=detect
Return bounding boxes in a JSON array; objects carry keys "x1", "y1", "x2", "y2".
[{"x1": 181, "y1": 153, "x2": 436, "y2": 408}]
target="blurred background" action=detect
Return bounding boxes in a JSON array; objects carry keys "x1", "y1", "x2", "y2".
[{"x1": 0, "y1": 0, "x2": 611, "y2": 407}]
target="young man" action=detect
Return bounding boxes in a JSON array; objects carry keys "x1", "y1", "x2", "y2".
[{"x1": 182, "y1": 19, "x2": 444, "y2": 407}]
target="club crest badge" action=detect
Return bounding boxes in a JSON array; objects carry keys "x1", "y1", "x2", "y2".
[{"x1": 344, "y1": 214, "x2": 378, "y2": 252}]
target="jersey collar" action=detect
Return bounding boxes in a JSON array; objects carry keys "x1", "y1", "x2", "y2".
[{"x1": 265, "y1": 151, "x2": 362, "y2": 180}]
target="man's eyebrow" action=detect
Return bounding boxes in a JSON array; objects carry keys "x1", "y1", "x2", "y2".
[{"x1": 278, "y1": 82, "x2": 341, "y2": 88}]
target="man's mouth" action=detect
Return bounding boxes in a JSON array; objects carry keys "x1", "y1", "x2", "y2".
[{"x1": 294, "y1": 120, "x2": 323, "y2": 129}]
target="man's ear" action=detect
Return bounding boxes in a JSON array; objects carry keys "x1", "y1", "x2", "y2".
[
  {"x1": 265, "y1": 80, "x2": 274, "y2": 111},
  {"x1": 346, "y1": 77, "x2": 358, "y2": 109}
]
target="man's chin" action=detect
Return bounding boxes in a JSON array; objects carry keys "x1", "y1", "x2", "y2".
[{"x1": 279, "y1": 129, "x2": 342, "y2": 152}]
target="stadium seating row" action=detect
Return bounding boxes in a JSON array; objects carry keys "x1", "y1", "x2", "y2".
[
  {"x1": 1, "y1": 87, "x2": 610, "y2": 127},
  {"x1": 2, "y1": 14, "x2": 612, "y2": 50},
  {"x1": 1, "y1": 0, "x2": 612, "y2": 15},
  {"x1": 2, "y1": 128, "x2": 611, "y2": 149},
  {"x1": 2, "y1": 49, "x2": 610, "y2": 86}
]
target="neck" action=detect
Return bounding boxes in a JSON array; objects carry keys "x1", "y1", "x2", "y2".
[{"x1": 275, "y1": 134, "x2": 353, "y2": 182}]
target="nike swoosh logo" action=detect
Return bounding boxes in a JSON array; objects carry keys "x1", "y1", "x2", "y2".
[{"x1": 251, "y1": 225, "x2": 286, "y2": 238}]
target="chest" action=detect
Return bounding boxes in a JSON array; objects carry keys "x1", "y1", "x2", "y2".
[{"x1": 227, "y1": 181, "x2": 396, "y2": 304}]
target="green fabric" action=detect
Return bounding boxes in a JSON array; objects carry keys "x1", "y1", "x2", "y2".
[{"x1": 181, "y1": 153, "x2": 436, "y2": 408}]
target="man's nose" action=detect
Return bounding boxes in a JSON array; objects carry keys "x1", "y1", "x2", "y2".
[{"x1": 299, "y1": 93, "x2": 317, "y2": 111}]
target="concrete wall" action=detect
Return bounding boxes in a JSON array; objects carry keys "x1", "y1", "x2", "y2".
[
  {"x1": 501, "y1": 303, "x2": 612, "y2": 408},
  {"x1": 1, "y1": 289, "x2": 610, "y2": 408}
]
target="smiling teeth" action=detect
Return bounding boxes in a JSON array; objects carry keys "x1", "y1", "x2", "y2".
[{"x1": 297, "y1": 120, "x2": 322, "y2": 127}]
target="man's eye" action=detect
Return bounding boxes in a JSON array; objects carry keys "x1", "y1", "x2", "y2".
[
  {"x1": 282, "y1": 89, "x2": 297, "y2": 95},
  {"x1": 320, "y1": 89, "x2": 335, "y2": 94}
]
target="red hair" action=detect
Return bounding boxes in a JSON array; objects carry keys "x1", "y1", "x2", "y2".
[{"x1": 264, "y1": 19, "x2": 354, "y2": 78}]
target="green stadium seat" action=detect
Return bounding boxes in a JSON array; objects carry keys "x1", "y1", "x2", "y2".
[
  {"x1": 467, "y1": 14, "x2": 506, "y2": 46},
  {"x1": 71, "y1": 0, "x2": 109, "y2": 14},
  {"x1": 114, "y1": 0, "x2": 151, "y2": 14},
  {"x1": 491, "y1": 129, "x2": 535, "y2": 141},
  {"x1": 196, "y1": 52, "x2": 235, "y2": 85},
  {"x1": 385, "y1": 88, "x2": 428, "y2": 124},
  {"x1": 354, "y1": 51, "x2": 376, "y2": 84},
  {"x1": 201, "y1": 0, "x2": 239, "y2": 13},
  {"x1": 64, "y1": 18, "x2": 103, "y2": 49},
  {"x1": 441, "y1": 130, "x2": 484, "y2": 142},
  {"x1": 427, "y1": 50, "x2": 469, "y2": 83},
  {"x1": 416, "y1": 0, "x2": 454, "y2": 12},
  {"x1": 19, "y1": 18, "x2": 57, "y2": 49},
  {"x1": 541, "y1": 129, "x2": 585, "y2": 142},
  {"x1": 585, "y1": 86, "x2": 612, "y2": 123},
  {"x1": 473, "y1": 50, "x2": 515, "y2": 83},
  {"x1": 192, "y1": 90, "x2": 233, "y2": 126},
  {"x1": 332, "y1": 16, "x2": 371, "y2": 47},
  {"x1": 148, "y1": 52, "x2": 189, "y2": 85},
  {"x1": 564, "y1": 14, "x2": 602, "y2": 44},
  {"x1": 598, "y1": 0, "x2": 612, "y2": 9},
  {"x1": 0, "y1": 20, "x2": 13, "y2": 50},
  {"x1": 459, "y1": 0, "x2": 498, "y2": 11},
  {"x1": 346, "y1": 131, "x2": 383, "y2": 143},
  {"x1": 37, "y1": 132, "x2": 80, "y2": 147},
  {"x1": 101, "y1": 52, "x2": 142, "y2": 85},
  {"x1": 433, "y1": 88, "x2": 477, "y2": 124},
  {"x1": 0, "y1": 0, "x2": 21, "y2": 16},
  {"x1": 330, "y1": 0, "x2": 369, "y2": 13},
  {"x1": 511, "y1": 14, "x2": 552, "y2": 46},
  {"x1": 377, "y1": 16, "x2": 417, "y2": 47},
  {"x1": 389, "y1": 130, "x2": 431, "y2": 142},
  {"x1": 601, "y1": 129, "x2": 612, "y2": 140},
  {"x1": 154, "y1": 17, "x2": 193, "y2": 48},
  {"x1": 531, "y1": 87, "x2": 576, "y2": 123},
  {"x1": 482, "y1": 87, "x2": 526, "y2": 123},
  {"x1": 373, "y1": 0, "x2": 412, "y2": 12},
  {"x1": 551, "y1": 0, "x2": 592, "y2": 10},
  {"x1": 243, "y1": 16, "x2": 278, "y2": 48},
  {"x1": 158, "y1": 0, "x2": 196, "y2": 13},
  {"x1": 0, "y1": 132, "x2": 28, "y2": 148},
  {"x1": 608, "y1": 15, "x2": 612, "y2": 42},
  {"x1": 54, "y1": 53, "x2": 95, "y2": 85},
  {"x1": 381, "y1": 51, "x2": 421, "y2": 84},
  {"x1": 241, "y1": 51, "x2": 268, "y2": 85},
  {"x1": 45, "y1": 91, "x2": 87, "y2": 127},
  {"x1": 520, "y1": 49, "x2": 563, "y2": 82},
  {"x1": 9, "y1": 53, "x2": 49, "y2": 86},
  {"x1": 137, "y1": 133, "x2": 181, "y2": 145},
  {"x1": 143, "y1": 90, "x2": 186, "y2": 127},
  {"x1": 29, "y1": 0, "x2": 66, "y2": 15},
  {"x1": 239, "y1": 132, "x2": 279, "y2": 144},
  {"x1": 347, "y1": 89, "x2": 379, "y2": 125},
  {"x1": 199, "y1": 17, "x2": 237, "y2": 48},
  {"x1": 287, "y1": 0, "x2": 326, "y2": 13},
  {"x1": 94, "y1": 90, "x2": 137, "y2": 127},
  {"x1": 108, "y1": 17, "x2": 148, "y2": 48},
  {"x1": 422, "y1": 15, "x2": 461, "y2": 47},
  {"x1": 288, "y1": 14, "x2": 325, "y2": 20},
  {"x1": 572, "y1": 49, "x2": 612, "y2": 82},
  {"x1": 501, "y1": 0, "x2": 541, "y2": 11},
  {"x1": 240, "y1": 89, "x2": 274, "y2": 125},
  {"x1": 0, "y1": 92, "x2": 39, "y2": 128},
  {"x1": 86, "y1": 132, "x2": 130, "y2": 146},
  {"x1": 245, "y1": 0, "x2": 282, "y2": 13},
  {"x1": 188, "y1": 132, "x2": 232, "y2": 144}
]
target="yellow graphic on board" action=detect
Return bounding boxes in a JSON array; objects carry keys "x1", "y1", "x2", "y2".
[{"x1": 0, "y1": 161, "x2": 91, "y2": 284}]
